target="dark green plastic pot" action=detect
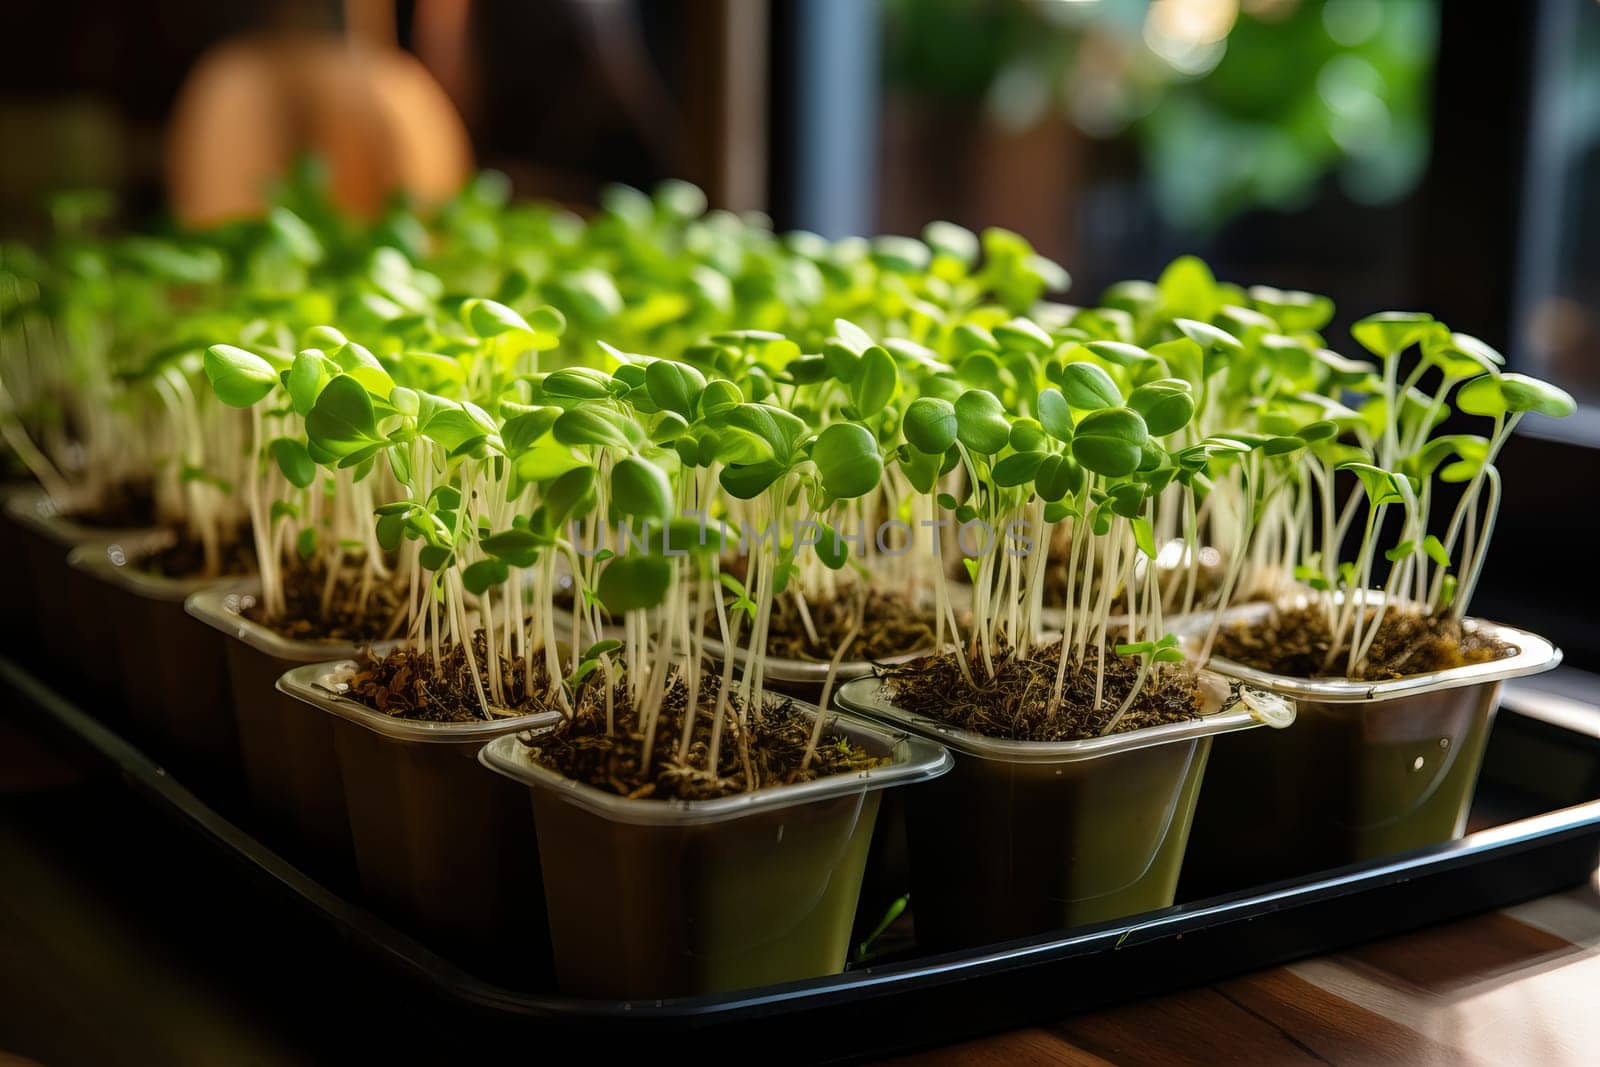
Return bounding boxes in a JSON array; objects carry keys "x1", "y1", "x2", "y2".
[
  {"x1": 478, "y1": 704, "x2": 951, "y2": 998},
  {"x1": 697, "y1": 636, "x2": 936, "y2": 940},
  {"x1": 1179, "y1": 603, "x2": 1561, "y2": 898},
  {"x1": 67, "y1": 535, "x2": 238, "y2": 793},
  {"x1": 6, "y1": 488, "x2": 152, "y2": 700},
  {"x1": 278, "y1": 659, "x2": 562, "y2": 984},
  {"x1": 836, "y1": 671, "x2": 1291, "y2": 951},
  {"x1": 186, "y1": 582, "x2": 376, "y2": 883}
]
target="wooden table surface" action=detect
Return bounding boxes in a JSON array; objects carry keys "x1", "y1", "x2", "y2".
[
  {"x1": 892, "y1": 877, "x2": 1600, "y2": 1065},
  {"x1": 3, "y1": 717, "x2": 1598, "y2": 1066}
]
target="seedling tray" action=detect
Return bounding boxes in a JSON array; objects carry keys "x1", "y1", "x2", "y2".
[{"x1": 4, "y1": 652, "x2": 1598, "y2": 1059}]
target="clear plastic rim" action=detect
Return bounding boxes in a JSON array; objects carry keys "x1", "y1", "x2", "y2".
[
  {"x1": 4, "y1": 485, "x2": 153, "y2": 546},
  {"x1": 276, "y1": 658, "x2": 564, "y2": 744},
  {"x1": 67, "y1": 531, "x2": 245, "y2": 603},
  {"x1": 478, "y1": 699, "x2": 953, "y2": 826},
  {"x1": 833, "y1": 669, "x2": 1292, "y2": 765},
  {"x1": 1174, "y1": 598, "x2": 1563, "y2": 703},
  {"x1": 185, "y1": 580, "x2": 385, "y2": 661}
]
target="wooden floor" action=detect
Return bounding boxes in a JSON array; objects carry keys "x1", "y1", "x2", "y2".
[{"x1": 3, "y1": 717, "x2": 1598, "y2": 1065}]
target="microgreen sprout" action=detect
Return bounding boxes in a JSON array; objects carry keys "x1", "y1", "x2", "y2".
[
  {"x1": 1208, "y1": 310, "x2": 1576, "y2": 675},
  {"x1": 6, "y1": 171, "x2": 1574, "y2": 766}
]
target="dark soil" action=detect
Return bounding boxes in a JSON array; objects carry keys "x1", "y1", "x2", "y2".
[
  {"x1": 135, "y1": 527, "x2": 256, "y2": 579},
  {"x1": 243, "y1": 560, "x2": 405, "y2": 643},
  {"x1": 65, "y1": 479, "x2": 157, "y2": 529},
  {"x1": 1212, "y1": 604, "x2": 1515, "y2": 680},
  {"x1": 517, "y1": 667, "x2": 886, "y2": 801},
  {"x1": 710, "y1": 587, "x2": 939, "y2": 662},
  {"x1": 884, "y1": 642, "x2": 1202, "y2": 741},
  {"x1": 342, "y1": 634, "x2": 562, "y2": 722}
]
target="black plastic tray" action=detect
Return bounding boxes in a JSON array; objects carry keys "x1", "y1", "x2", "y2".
[{"x1": 5, "y1": 653, "x2": 1599, "y2": 1058}]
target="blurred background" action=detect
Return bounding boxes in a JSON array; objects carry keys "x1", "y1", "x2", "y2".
[{"x1": 1, "y1": 0, "x2": 1597, "y2": 654}]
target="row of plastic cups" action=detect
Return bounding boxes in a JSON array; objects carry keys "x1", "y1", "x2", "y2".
[
  {"x1": 184, "y1": 576, "x2": 948, "y2": 998},
  {"x1": 268, "y1": 653, "x2": 1289, "y2": 996},
  {"x1": 271, "y1": 650, "x2": 950, "y2": 998},
  {"x1": 9, "y1": 484, "x2": 1555, "y2": 999},
  {"x1": 600, "y1": 603, "x2": 1560, "y2": 948},
  {"x1": 179, "y1": 583, "x2": 1568, "y2": 992},
  {"x1": 6, "y1": 488, "x2": 1292, "y2": 999},
  {"x1": 0, "y1": 497, "x2": 951, "y2": 999},
  {"x1": 2, "y1": 487, "x2": 155, "y2": 699}
]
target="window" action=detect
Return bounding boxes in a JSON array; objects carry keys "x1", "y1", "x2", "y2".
[{"x1": 1514, "y1": 0, "x2": 1600, "y2": 436}]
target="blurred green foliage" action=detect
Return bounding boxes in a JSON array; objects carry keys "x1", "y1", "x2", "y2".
[{"x1": 883, "y1": 0, "x2": 1438, "y2": 231}]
